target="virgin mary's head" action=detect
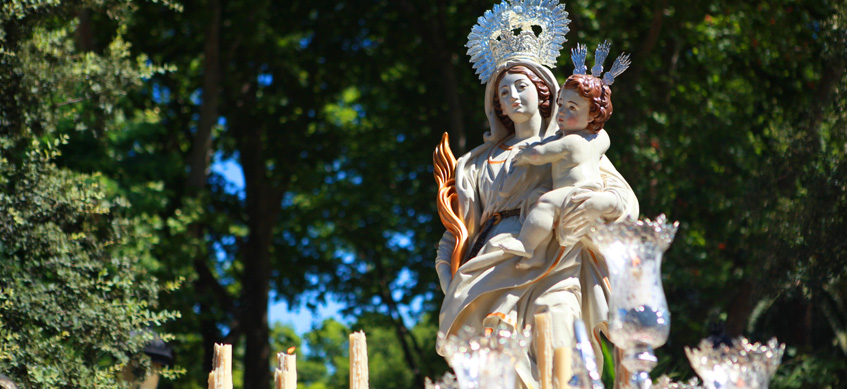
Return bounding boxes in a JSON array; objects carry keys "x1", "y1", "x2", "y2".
[{"x1": 491, "y1": 65, "x2": 553, "y2": 135}]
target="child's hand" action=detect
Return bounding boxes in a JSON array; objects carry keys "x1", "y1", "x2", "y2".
[{"x1": 512, "y1": 147, "x2": 537, "y2": 166}]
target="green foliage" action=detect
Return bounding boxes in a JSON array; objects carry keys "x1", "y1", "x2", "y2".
[
  {"x1": 302, "y1": 319, "x2": 352, "y2": 389},
  {"x1": 0, "y1": 157, "x2": 180, "y2": 387},
  {"x1": 599, "y1": 334, "x2": 614, "y2": 387},
  {"x1": 771, "y1": 349, "x2": 846, "y2": 388},
  {"x1": 283, "y1": 316, "x2": 447, "y2": 389},
  {"x1": 5, "y1": 0, "x2": 845, "y2": 387},
  {"x1": 1, "y1": 0, "x2": 180, "y2": 387},
  {"x1": 122, "y1": 0, "x2": 847, "y2": 385}
]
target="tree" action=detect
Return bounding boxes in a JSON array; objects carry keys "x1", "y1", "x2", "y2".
[
  {"x1": 284, "y1": 315, "x2": 448, "y2": 389},
  {"x1": 0, "y1": 0, "x2": 180, "y2": 387},
  {"x1": 40, "y1": 0, "x2": 846, "y2": 387},
  {"x1": 559, "y1": 0, "x2": 846, "y2": 383},
  {"x1": 107, "y1": 1, "x2": 475, "y2": 386}
]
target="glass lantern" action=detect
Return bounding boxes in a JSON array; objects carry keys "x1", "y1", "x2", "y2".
[{"x1": 592, "y1": 215, "x2": 679, "y2": 389}]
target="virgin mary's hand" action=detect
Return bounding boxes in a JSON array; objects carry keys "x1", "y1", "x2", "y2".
[{"x1": 559, "y1": 189, "x2": 619, "y2": 236}]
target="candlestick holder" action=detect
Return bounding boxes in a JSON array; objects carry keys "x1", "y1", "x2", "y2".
[
  {"x1": 438, "y1": 325, "x2": 532, "y2": 389},
  {"x1": 684, "y1": 337, "x2": 785, "y2": 389},
  {"x1": 653, "y1": 375, "x2": 702, "y2": 388},
  {"x1": 591, "y1": 215, "x2": 679, "y2": 389},
  {"x1": 569, "y1": 319, "x2": 604, "y2": 389},
  {"x1": 425, "y1": 372, "x2": 461, "y2": 389}
]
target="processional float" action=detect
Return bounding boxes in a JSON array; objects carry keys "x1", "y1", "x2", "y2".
[{"x1": 429, "y1": 1, "x2": 784, "y2": 388}]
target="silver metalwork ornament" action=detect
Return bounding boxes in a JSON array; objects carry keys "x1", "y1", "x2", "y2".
[
  {"x1": 591, "y1": 40, "x2": 611, "y2": 77},
  {"x1": 685, "y1": 337, "x2": 785, "y2": 389},
  {"x1": 569, "y1": 319, "x2": 604, "y2": 389},
  {"x1": 466, "y1": 0, "x2": 571, "y2": 83},
  {"x1": 570, "y1": 41, "x2": 631, "y2": 86},
  {"x1": 602, "y1": 53, "x2": 631, "y2": 86},
  {"x1": 571, "y1": 43, "x2": 588, "y2": 75},
  {"x1": 654, "y1": 375, "x2": 703, "y2": 389},
  {"x1": 425, "y1": 372, "x2": 461, "y2": 389},
  {"x1": 438, "y1": 325, "x2": 532, "y2": 389},
  {"x1": 591, "y1": 214, "x2": 679, "y2": 389}
]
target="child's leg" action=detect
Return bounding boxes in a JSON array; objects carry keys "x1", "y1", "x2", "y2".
[{"x1": 518, "y1": 191, "x2": 564, "y2": 255}]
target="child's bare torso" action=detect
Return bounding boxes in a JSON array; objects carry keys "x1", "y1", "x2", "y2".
[
  {"x1": 498, "y1": 128, "x2": 612, "y2": 261},
  {"x1": 548, "y1": 129, "x2": 610, "y2": 188}
]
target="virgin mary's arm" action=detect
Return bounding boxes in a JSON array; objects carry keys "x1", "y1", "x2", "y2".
[
  {"x1": 558, "y1": 155, "x2": 639, "y2": 231},
  {"x1": 597, "y1": 154, "x2": 639, "y2": 221}
]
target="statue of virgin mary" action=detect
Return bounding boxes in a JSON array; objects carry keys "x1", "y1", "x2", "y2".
[{"x1": 433, "y1": 1, "x2": 639, "y2": 387}]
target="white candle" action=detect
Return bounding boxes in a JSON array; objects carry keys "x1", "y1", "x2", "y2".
[
  {"x1": 535, "y1": 312, "x2": 553, "y2": 389},
  {"x1": 207, "y1": 343, "x2": 233, "y2": 389},
  {"x1": 554, "y1": 346, "x2": 572, "y2": 389},
  {"x1": 274, "y1": 347, "x2": 297, "y2": 389},
  {"x1": 349, "y1": 331, "x2": 369, "y2": 389}
]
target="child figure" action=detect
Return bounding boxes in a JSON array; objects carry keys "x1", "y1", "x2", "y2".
[{"x1": 498, "y1": 72, "x2": 617, "y2": 268}]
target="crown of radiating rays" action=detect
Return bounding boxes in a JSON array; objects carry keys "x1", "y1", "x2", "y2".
[
  {"x1": 571, "y1": 40, "x2": 631, "y2": 86},
  {"x1": 466, "y1": 0, "x2": 571, "y2": 83}
]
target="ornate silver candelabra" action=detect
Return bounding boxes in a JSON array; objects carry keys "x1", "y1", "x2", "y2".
[
  {"x1": 570, "y1": 319, "x2": 605, "y2": 389},
  {"x1": 425, "y1": 372, "x2": 460, "y2": 389},
  {"x1": 685, "y1": 337, "x2": 785, "y2": 389},
  {"x1": 437, "y1": 326, "x2": 532, "y2": 389},
  {"x1": 592, "y1": 215, "x2": 678, "y2": 389}
]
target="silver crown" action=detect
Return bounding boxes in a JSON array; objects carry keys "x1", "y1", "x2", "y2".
[
  {"x1": 570, "y1": 43, "x2": 587, "y2": 75},
  {"x1": 571, "y1": 40, "x2": 631, "y2": 86},
  {"x1": 467, "y1": 0, "x2": 571, "y2": 83},
  {"x1": 591, "y1": 41, "x2": 611, "y2": 76}
]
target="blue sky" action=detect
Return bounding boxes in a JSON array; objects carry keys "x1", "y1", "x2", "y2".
[
  {"x1": 211, "y1": 154, "x2": 347, "y2": 335},
  {"x1": 211, "y1": 148, "x2": 423, "y2": 336},
  {"x1": 269, "y1": 294, "x2": 347, "y2": 335}
]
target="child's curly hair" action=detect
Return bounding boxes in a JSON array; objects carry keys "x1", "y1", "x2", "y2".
[{"x1": 561, "y1": 74, "x2": 613, "y2": 132}]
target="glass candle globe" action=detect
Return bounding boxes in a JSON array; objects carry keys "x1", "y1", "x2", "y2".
[{"x1": 592, "y1": 215, "x2": 679, "y2": 388}]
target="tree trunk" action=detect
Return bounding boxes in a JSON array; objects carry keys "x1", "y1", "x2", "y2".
[
  {"x1": 433, "y1": 0, "x2": 466, "y2": 155},
  {"x1": 385, "y1": 296, "x2": 425, "y2": 388},
  {"x1": 238, "y1": 119, "x2": 283, "y2": 389},
  {"x1": 0, "y1": 21, "x2": 23, "y2": 139},
  {"x1": 437, "y1": 50, "x2": 467, "y2": 156},
  {"x1": 725, "y1": 279, "x2": 754, "y2": 336},
  {"x1": 397, "y1": 0, "x2": 467, "y2": 155},
  {"x1": 188, "y1": 0, "x2": 222, "y2": 190},
  {"x1": 188, "y1": 0, "x2": 224, "y2": 372},
  {"x1": 240, "y1": 214, "x2": 273, "y2": 389},
  {"x1": 373, "y1": 256, "x2": 425, "y2": 387},
  {"x1": 634, "y1": 0, "x2": 667, "y2": 69},
  {"x1": 74, "y1": 9, "x2": 95, "y2": 52}
]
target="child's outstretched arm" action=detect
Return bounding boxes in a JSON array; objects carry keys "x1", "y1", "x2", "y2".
[{"x1": 513, "y1": 137, "x2": 579, "y2": 166}]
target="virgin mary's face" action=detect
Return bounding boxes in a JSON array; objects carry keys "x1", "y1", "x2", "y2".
[{"x1": 498, "y1": 73, "x2": 539, "y2": 123}]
